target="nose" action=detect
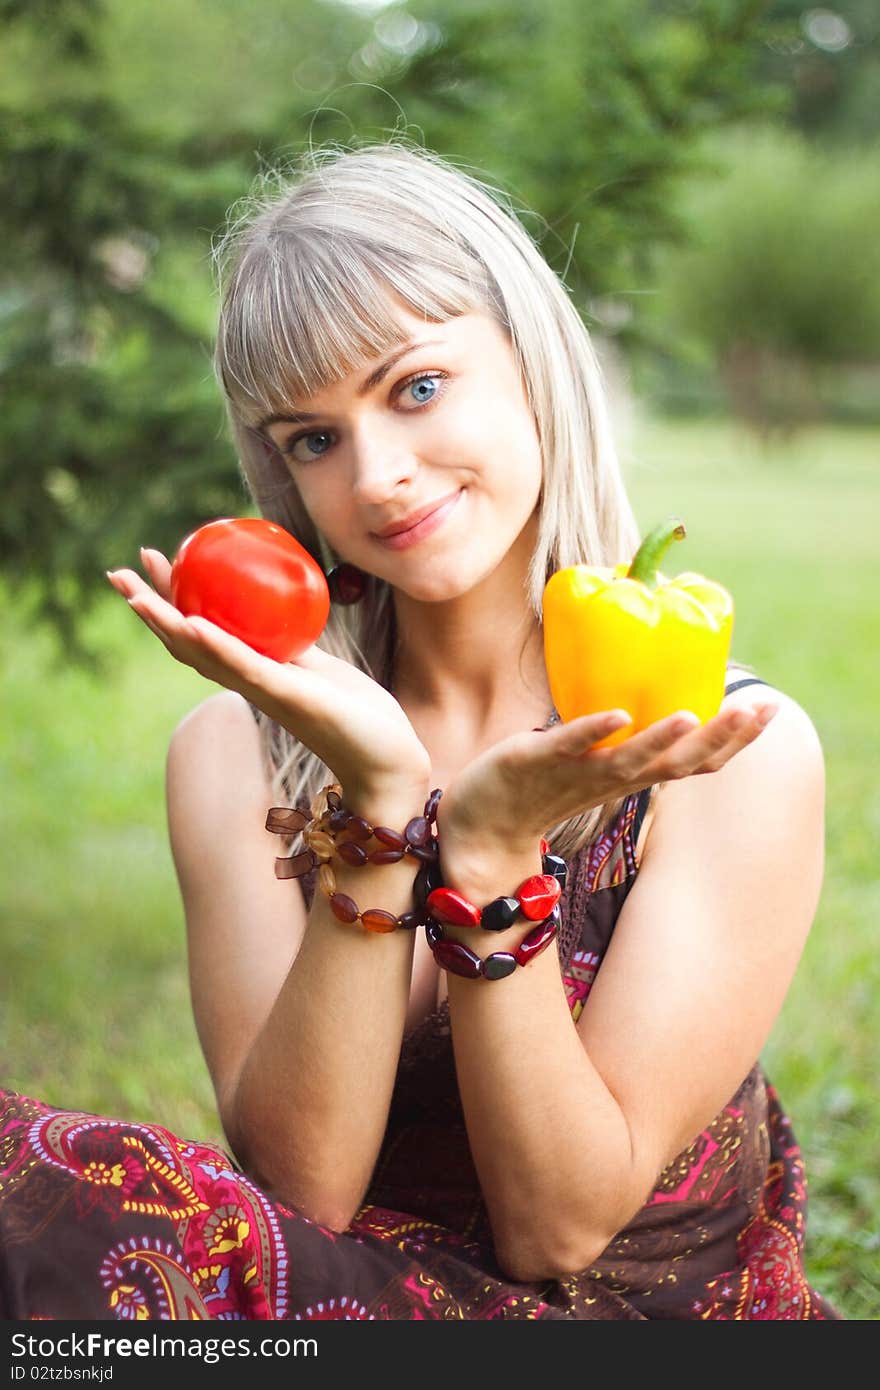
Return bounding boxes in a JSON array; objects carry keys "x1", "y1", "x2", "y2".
[{"x1": 348, "y1": 418, "x2": 417, "y2": 506}]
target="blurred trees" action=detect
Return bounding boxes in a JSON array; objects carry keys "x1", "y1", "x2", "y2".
[
  {"x1": 640, "y1": 3, "x2": 880, "y2": 427},
  {"x1": 756, "y1": 0, "x2": 880, "y2": 143},
  {"x1": 642, "y1": 127, "x2": 880, "y2": 431},
  {"x1": 323, "y1": 0, "x2": 786, "y2": 317},
  {"x1": 0, "y1": 0, "x2": 866, "y2": 648},
  {"x1": 0, "y1": 0, "x2": 330, "y2": 651}
]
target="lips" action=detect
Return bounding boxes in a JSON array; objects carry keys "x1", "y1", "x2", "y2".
[{"x1": 372, "y1": 490, "x2": 462, "y2": 539}]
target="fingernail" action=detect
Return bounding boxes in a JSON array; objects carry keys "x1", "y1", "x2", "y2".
[
  {"x1": 671, "y1": 712, "x2": 699, "y2": 733},
  {"x1": 757, "y1": 704, "x2": 779, "y2": 727},
  {"x1": 606, "y1": 710, "x2": 632, "y2": 727}
]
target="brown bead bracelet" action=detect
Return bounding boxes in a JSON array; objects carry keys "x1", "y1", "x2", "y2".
[
  {"x1": 266, "y1": 784, "x2": 443, "y2": 933},
  {"x1": 267, "y1": 783, "x2": 442, "y2": 872}
]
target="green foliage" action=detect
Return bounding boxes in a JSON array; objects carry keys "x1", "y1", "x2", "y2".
[
  {"x1": 332, "y1": 0, "x2": 785, "y2": 304},
  {"x1": 0, "y1": 9, "x2": 256, "y2": 653},
  {"x1": 644, "y1": 126, "x2": 880, "y2": 428},
  {"x1": 0, "y1": 0, "x2": 783, "y2": 650},
  {"x1": 756, "y1": 0, "x2": 880, "y2": 144},
  {"x1": 0, "y1": 0, "x2": 101, "y2": 58}
]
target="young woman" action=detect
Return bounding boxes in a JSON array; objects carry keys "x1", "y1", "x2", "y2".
[{"x1": 1, "y1": 143, "x2": 837, "y2": 1319}]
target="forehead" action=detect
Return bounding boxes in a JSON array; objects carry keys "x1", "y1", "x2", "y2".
[
  {"x1": 292, "y1": 309, "x2": 503, "y2": 405},
  {"x1": 223, "y1": 248, "x2": 489, "y2": 428},
  {"x1": 260, "y1": 313, "x2": 516, "y2": 436}
]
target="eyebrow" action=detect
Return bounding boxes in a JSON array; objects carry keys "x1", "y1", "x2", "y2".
[{"x1": 258, "y1": 339, "x2": 444, "y2": 431}]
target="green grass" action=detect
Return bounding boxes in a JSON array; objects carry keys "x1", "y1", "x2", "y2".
[
  {"x1": 2, "y1": 417, "x2": 878, "y2": 1318},
  {"x1": 623, "y1": 417, "x2": 880, "y2": 1320},
  {"x1": 0, "y1": 593, "x2": 217, "y2": 1142}
]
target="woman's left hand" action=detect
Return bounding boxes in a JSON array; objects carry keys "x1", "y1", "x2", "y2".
[{"x1": 436, "y1": 700, "x2": 779, "y2": 854}]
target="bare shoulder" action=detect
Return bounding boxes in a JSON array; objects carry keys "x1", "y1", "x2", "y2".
[
  {"x1": 716, "y1": 669, "x2": 824, "y2": 813},
  {"x1": 167, "y1": 689, "x2": 264, "y2": 787},
  {"x1": 634, "y1": 668, "x2": 823, "y2": 863},
  {"x1": 644, "y1": 673, "x2": 825, "y2": 876},
  {"x1": 166, "y1": 692, "x2": 309, "y2": 1131},
  {"x1": 722, "y1": 667, "x2": 823, "y2": 767},
  {"x1": 166, "y1": 691, "x2": 272, "y2": 882}
]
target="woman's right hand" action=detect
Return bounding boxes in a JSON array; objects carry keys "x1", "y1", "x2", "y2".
[{"x1": 107, "y1": 548, "x2": 432, "y2": 804}]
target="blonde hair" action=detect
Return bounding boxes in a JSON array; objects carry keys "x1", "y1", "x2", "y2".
[{"x1": 212, "y1": 139, "x2": 645, "y2": 861}]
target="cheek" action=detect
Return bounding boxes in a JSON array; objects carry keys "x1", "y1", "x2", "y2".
[
  {"x1": 291, "y1": 477, "x2": 351, "y2": 547},
  {"x1": 453, "y1": 379, "x2": 541, "y2": 473},
  {"x1": 484, "y1": 401, "x2": 543, "y2": 495}
]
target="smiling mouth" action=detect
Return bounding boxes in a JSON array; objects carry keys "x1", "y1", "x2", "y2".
[
  {"x1": 372, "y1": 490, "x2": 462, "y2": 539},
  {"x1": 372, "y1": 489, "x2": 465, "y2": 549}
]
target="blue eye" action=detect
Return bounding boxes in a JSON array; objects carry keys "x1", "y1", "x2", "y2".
[
  {"x1": 286, "y1": 430, "x2": 334, "y2": 463},
  {"x1": 404, "y1": 374, "x2": 440, "y2": 405}
]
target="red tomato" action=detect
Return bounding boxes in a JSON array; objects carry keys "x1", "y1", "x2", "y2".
[{"x1": 170, "y1": 517, "x2": 330, "y2": 662}]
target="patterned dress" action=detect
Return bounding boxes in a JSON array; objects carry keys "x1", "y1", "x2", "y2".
[{"x1": 0, "y1": 678, "x2": 838, "y2": 1319}]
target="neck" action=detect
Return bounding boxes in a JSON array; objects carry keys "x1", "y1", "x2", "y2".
[{"x1": 389, "y1": 547, "x2": 555, "y2": 739}]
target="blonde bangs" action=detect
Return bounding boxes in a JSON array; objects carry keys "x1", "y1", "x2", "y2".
[{"x1": 216, "y1": 228, "x2": 489, "y2": 429}]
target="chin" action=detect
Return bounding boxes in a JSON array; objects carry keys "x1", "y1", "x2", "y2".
[
  {"x1": 406, "y1": 555, "x2": 505, "y2": 603},
  {"x1": 400, "y1": 573, "x2": 473, "y2": 603}
]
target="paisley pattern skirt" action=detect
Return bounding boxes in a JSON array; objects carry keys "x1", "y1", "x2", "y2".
[{"x1": 0, "y1": 1088, "x2": 838, "y2": 1320}]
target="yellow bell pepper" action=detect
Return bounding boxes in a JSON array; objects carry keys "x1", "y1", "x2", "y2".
[{"x1": 542, "y1": 518, "x2": 734, "y2": 748}]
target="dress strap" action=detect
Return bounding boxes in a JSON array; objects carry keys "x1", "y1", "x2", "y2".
[
  {"x1": 724, "y1": 677, "x2": 770, "y2": 696},
  {"x1": 631, "y1": 786, "x2": 652, "y2": 857}
]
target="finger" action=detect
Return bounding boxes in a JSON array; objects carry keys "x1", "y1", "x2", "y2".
[
  {"x1": 648, "y1": 701, "x2": 780, "y2": 779},
  {"x1": 691, "y1": 703, "x2": 780, "y2": 774},
  {"x1": 122, "y1": 582, "x2": 279, "y2": 683},
  {"x1": 657, "y1": 710, "x2": 753, "y2": 779},
  {"x1": 181, "y1": 619, "x2": 330, "y2": 715},
  {"x1": 753, "y1": 701, "x2": 780, "y2": 729},
  {"x1": 107, "y1": 567, "x2": 153, "y2": 602},
  {"x1": 125, "y1": 592, "x2": 186, "y2": 647},
  {"x1": 106, "y1": 569, "x2": 131, "y2": 597},
  {"x1": 140, "y1": 547, "x2": 173, "y2": 602},
  {"x1": 124, "y1": 598, "x2": 266, "y2": 693},
  {"x1": 126, "y1": 597, "x2": 171, "y2": 648},
  {"x1": 606, "y1": 709, "x2": 702, "y2": 776},
  {"x1": 288, "y1": 642, "x2": 333, "y2": 674},
  {"x1": 550, "y1": 709, "x2": 633, "y2": 754}
]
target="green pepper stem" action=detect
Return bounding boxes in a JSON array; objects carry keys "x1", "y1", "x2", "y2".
[{"x1": 627, "y1": 517, "x2": 687, "y2": 589}]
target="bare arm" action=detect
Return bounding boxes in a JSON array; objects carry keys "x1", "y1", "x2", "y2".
[
  {"x1": 435, "y1": 687, "x2": 824, "y2": 1280},
  {"x1": 107, "y1": 551, "x2": 433, "y2": 1230},
  {"x1": 167, "y1": 690, "x2": 430, "y2": 1231}
]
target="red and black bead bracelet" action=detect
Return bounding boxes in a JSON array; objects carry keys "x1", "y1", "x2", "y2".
[
  {"x1": 266, "y1": 781, "x2": 569, "y2": 961},
  {"x1": 426, "y1": 908, "x2": 562, "y2": 980},
  {"x1": 424, "y1": 840, "x2": 568, "y2": 980}
]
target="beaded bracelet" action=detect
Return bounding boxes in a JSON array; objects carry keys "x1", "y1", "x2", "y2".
[
  {"x1": 426, "y1": 907, "x2": 562, "y2": 980},
  {"x1": 266, "y1": 784, "x2": 443, "y2": 933},
  {"x1": 423, "y1": 844, "x2": 568, "y2": 980},
  {"x1": 322, "y1": 881, "x2": 420, "y2": 934},
  {"x1": 425, "y1": 844, "x2": 567, "y2": 931},
  {"x1": 266, "y1": 785, "x2": 441, "y2": 874}
]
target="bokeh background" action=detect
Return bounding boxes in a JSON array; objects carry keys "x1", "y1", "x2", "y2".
[{"x1": 1, "y1": 0, "x2": 878, "y2": 1318}]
